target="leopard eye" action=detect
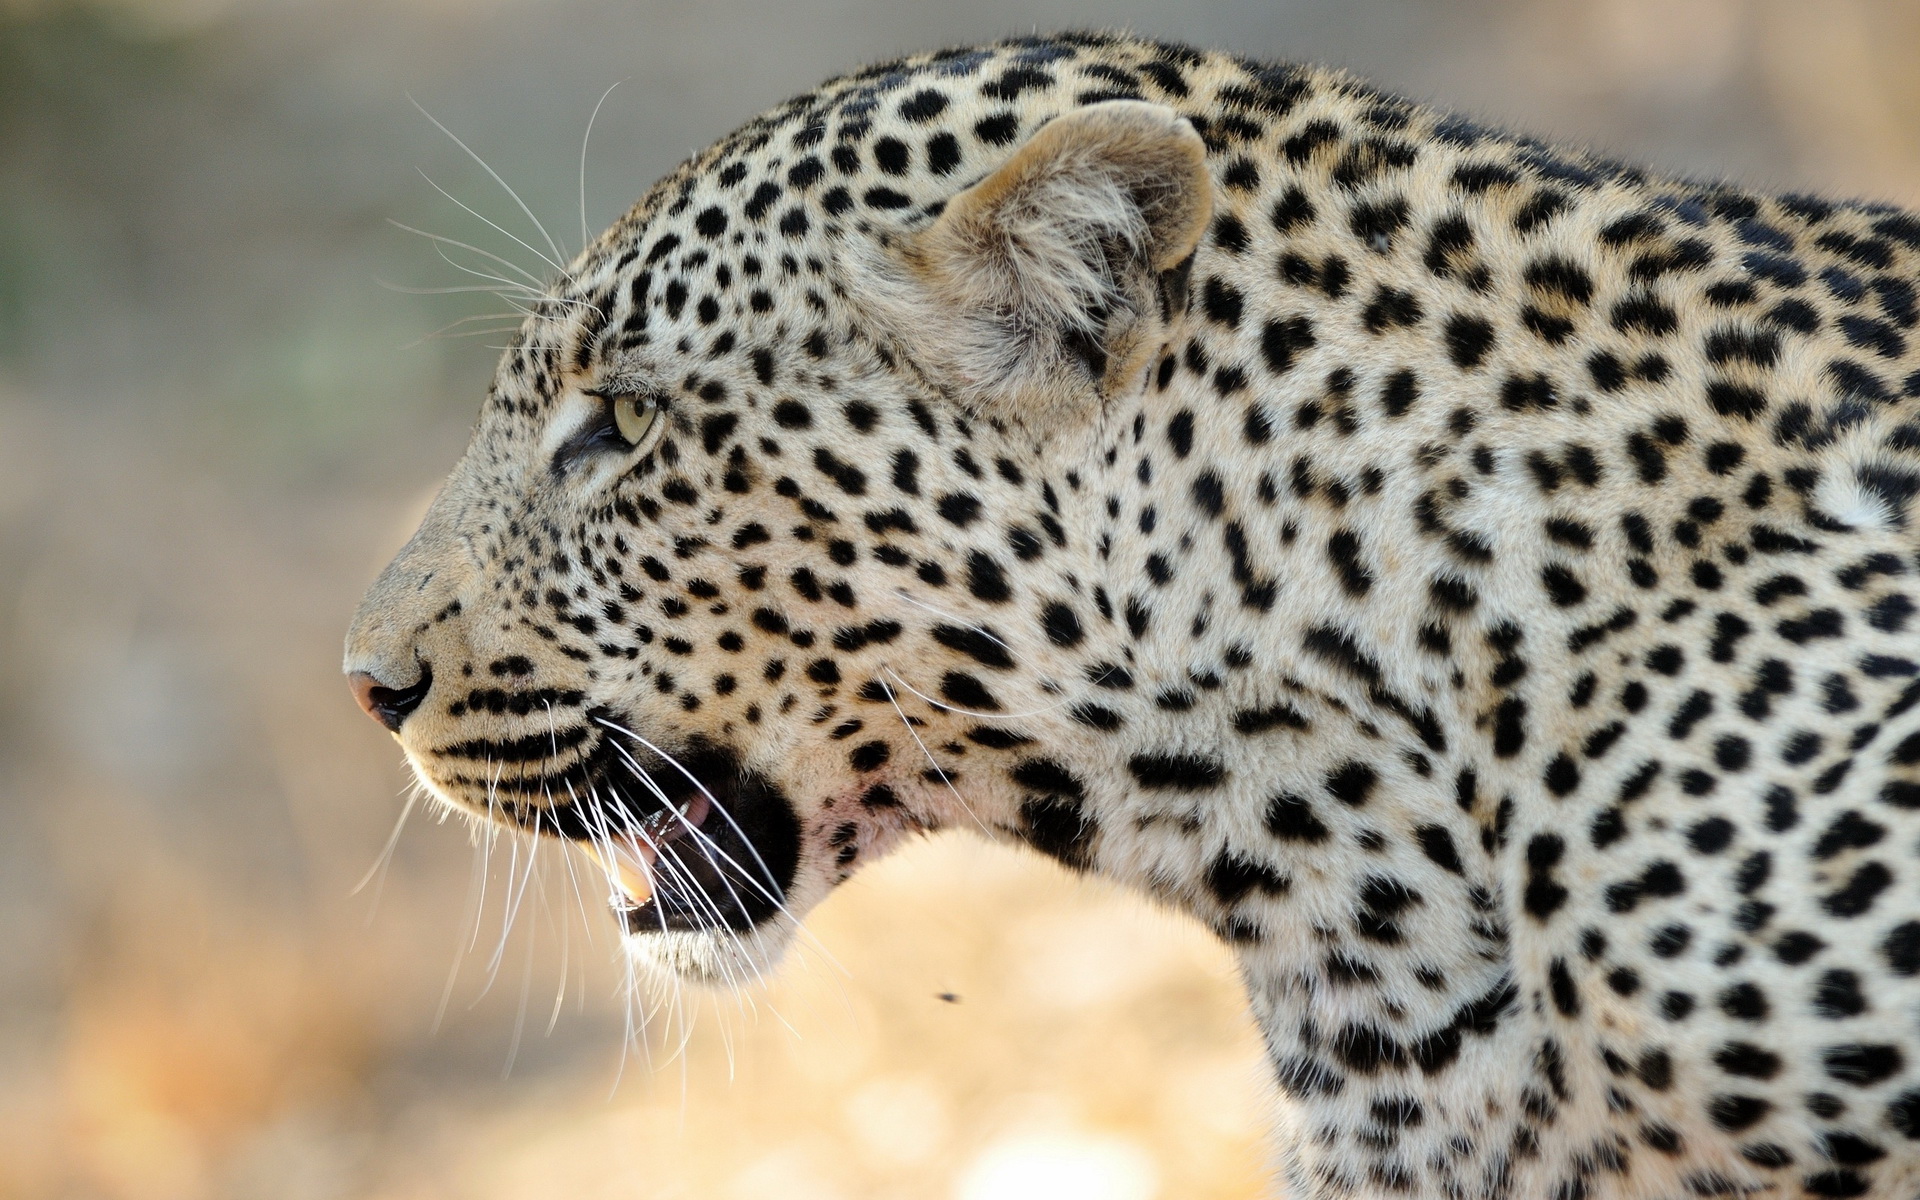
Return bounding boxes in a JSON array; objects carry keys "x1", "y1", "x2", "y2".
[{"x1": 609, "y1": 392, "x2": 661, "y2": 449}]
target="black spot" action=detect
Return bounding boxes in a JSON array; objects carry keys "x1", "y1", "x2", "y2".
[
  {"x1": 1362, "y1": 286, "x2": 1423, "y2": 332},
  {"x1": 1525, "y1": 834, "x2": 1569, "y2": 919},
  {"x1": 1824, "y1": 1043, "x2": 1904, "y2": 1086},
  {"x1": 1882, "y1": 921, "x2": 1920, "y2": 975},
  {"x1": 1543, "y1": 753, "x2": 1581, "y2": 796},
  {"x1": 1492, "y1": 698, "x2": 1528, "y2": 757},
  {"x1": 1707, "y1": 1094, "x2": 1771, "y2": 1132},
  {"x1": 1548, "y1": 958, "x2": 1581, "y2": 1016},
  {"x1": 813, "y1": 447, "x2": 867, "y2": 495},
  {"x1": 1356, "y1": 875, "x2": 1421, "y2": 944},
  {"x1": 1541, "y1": 564, "x2": 1587, "y2": 606},
  {"x1": 1327, "y1": 530, "x2": 1374, "y2": 596},
  {"x1": 899, "y1": 88, "x2": 948, "y2": 122},
  {"x1": 940, "y1": 672, "x2": 998, "y2": 711},
  {"x1": 1266, "y1": 792, "x2": 1330, "y2": 842},
  {"x1": 1811, "y1": 811, "x2": 1885, "y2": 860},
  {"x1": 1260, "y1": 316, "x2": 1316, "y2": 374},
  {"x1": 1041, "y1": 602, "x2": 1083, "y2": 648},
  {"x1": 1445, "y1": 314, "x2": 1495, "y2": 368},
  {"x1": 1812, "y1": 970, "x2": 1867, "y2": 1019},
  {"x1": 1068, "y1": 704, "x2": 1123, "y2": 731},
  {"x1": 1128, "y1": 754, "x2": 1226, "y2": 790},
  {"x1": 1302, "y1": 624, "x2": 1382, "y2": 683},
  {"x1": 1020, "y1": 794, "x2": 1095, "y2": 869},
  {"x1": 973, "y1": 112, "x2": 1019, "y2": 145},
  {"x1": 1324, "y1": 761, "x2": 1378, "y2": 807},
  {"x1": 1822, "y1": 861, "x2": 1892, "y2": 918},
  {"x1": 930, "y1": 624, "x2": 1014, "y2": 669},
  {"x1": 1714, "y1": 1042, "x2": 1781, "y2": 1079},
  {"x1": 1416, "y1": 826, "x2": 1464, "y2": 873},
  {"x1": 1167, "y1": 410, "x2": 1195, "y2": 456},
  {"x1": 936, "y1": 492, "x2": 982, "y2": 526},
  {"x1": 1331, "y1": 1022, "x2": 1407, "y2": 1073},
  {"x1": 1234, "y1": 702, "x2": 1310, "y2": 735},
  {"x1": 965, "y1": 552, "x2": 1010, "y2": 603},
  {"x1": 1192, "y1": 472, "x2": 1226, "y2": 517},
  {"x1": 927, "y1": 133, "x2": 962, "y2": 176},
  {"x1": 1202, "y1": 276, "x2": 1243, "y2": 327},
  {"x1": 1206, "y1": 853, "x2": 1291, "y2": 905},
  {"x1": 1887, "y1": 1089, "x2": 1920, "y2": 1138},
  {"x1": 1719, "y1": 982, "x2": 1768, "y2": 1020}
]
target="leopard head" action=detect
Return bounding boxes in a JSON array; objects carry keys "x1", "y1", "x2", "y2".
[{"x1": 345, "y1": 84, "x2": 1211, "y2": 984}]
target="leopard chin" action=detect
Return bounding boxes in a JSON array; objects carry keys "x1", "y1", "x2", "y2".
[{"x1": 621, "y1": 920, "x2": 802, "y2": 990}]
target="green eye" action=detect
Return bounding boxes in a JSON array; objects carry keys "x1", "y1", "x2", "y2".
[{"x1": 610, "y1": 393, "x2": 661, "y2": 448}]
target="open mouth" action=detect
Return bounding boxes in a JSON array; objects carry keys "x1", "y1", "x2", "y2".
[
  {"x1": 580, "y1": 788, "x2": 711, "y2": 909},
  {"x1": 560, "y1": 730, "x2": 802, "y2": 935}
]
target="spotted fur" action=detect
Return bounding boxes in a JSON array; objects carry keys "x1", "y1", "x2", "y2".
[{"x1": 348, "y1": 34, "x2": 1920, "y2": 1199}]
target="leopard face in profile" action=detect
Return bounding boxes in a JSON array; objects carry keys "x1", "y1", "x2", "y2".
[{"x1": 346, "y1": 33, "x2": 1920, "y2": 1198}]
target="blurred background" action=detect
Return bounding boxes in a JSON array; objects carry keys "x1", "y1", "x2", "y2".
[{"x1": 2, "y1": 0, "x2": 1919, "y2": 1196}]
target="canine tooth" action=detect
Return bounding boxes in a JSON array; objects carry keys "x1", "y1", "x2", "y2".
[{"x1": 584, "y1": 836, "x2": 654, "y2": 907}]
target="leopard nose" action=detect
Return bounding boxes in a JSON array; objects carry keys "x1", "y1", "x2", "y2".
[{"x1": 348, "y1": 664, "x2": 434, "y2": 733}]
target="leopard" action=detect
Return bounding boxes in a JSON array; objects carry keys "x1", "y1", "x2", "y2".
[{"x1": 345, "y1": 32, "x2": 1920, "y2": 1199}]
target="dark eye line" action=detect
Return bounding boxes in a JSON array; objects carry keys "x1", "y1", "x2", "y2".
[{"x1": 548, "y1": 389, "x2": 665, "y2": 478}]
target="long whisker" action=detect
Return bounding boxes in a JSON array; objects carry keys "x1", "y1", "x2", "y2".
[
  {"x1": 592, "y1": 717, "x2": 785, "y2": 898},
  {"x1": 503, "y1": 873, "x2": 538, "y2": 1078},
  {"x1": 876, "y1": 674, "x2": 990, "y2": 835},
  {"x1": 546, "y1": 851, "x2": 572, "y2": 1036},
  {"x1": 580, "y1": 80, "x2": 623, "y2": 250},
  {"x1": 425, "y1": 245, "x2": 548, "y2": 300},
  {"x1": 891, "y1": 588, "x2": 1016, "y2": 654},
  {"x1": 403, "y1": 325, "x2": 528, "y2": 349},
  {"x1": 397, "y1": 310, "x2": 530, "y2": 345},
  {"x1": 488, "y1": 810, "x2": 544, "y2": 988},
  {"x1": 417, "y1": 168, "x2": 569, "y2": 280},
  {"x1": 387, "y1": 220, "x2": 547, "y2": 288},
  {"x1": 468, "y1": 758, "x2": 506, "y2": 954},
  {"x1": 882, "y1": 663, "x2": 1075, "y2": 721},
  {"x1": 600, "y1": 743, "x2": 850, "y2": 991},
  {"x1": 596, "y1": 772, "x2": 753, "y2": 967},
  {"x1": 585, "y1": 792, "x2": 741, "y2": 1091},
  {"x1": 378, "y1": 282, "x2": 538, "y2": 299},
  {"x1": 408, "y1": 95, "x2": 570, "y2": 272},
  {"x1": 433, "y1": 813, "x2": 489, "y2": 1035},
  {"x1": 352, "y1": 787, "x2": 419, "y2": 902},
  {"x1": 589, "y1": 757, "x2": 793, "y2": 1026},
  {"x1": 598, "y1": 735, "x2": 788, "y2": 913}
]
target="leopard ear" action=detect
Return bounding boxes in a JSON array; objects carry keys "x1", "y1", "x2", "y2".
[{"x1": 867, "y1": 100, "x2": 1211, "y2": 423}]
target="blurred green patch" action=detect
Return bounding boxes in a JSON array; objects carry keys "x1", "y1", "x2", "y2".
[{"x1": 0, "y1": 3, "x2": 192, "y2": 363}]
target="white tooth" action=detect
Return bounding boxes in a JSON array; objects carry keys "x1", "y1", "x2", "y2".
[{"x1": 584, "y1": 835, "x2": 654, "y2": 907}]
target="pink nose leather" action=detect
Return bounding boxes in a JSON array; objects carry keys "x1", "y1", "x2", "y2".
[{"x1": 348, "y1": 666, "x2": 432, "y2": 732}]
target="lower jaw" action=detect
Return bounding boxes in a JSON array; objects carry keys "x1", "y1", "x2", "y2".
[{"x1": 425, "y1": 734, "x2": 806, "y2": 933}]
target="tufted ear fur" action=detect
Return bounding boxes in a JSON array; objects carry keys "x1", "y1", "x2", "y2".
[{"x1": 866, "y1": 100, "x2": 1211, "y2": 423}]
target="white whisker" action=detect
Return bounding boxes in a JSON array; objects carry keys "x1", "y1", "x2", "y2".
[
  {"x1": 882, "y1": 663, "x2": 1074, "y2": 720},
  {"x1": 433, "y1": 823, "x2": 489, "y2": 1036},
  {"x1": 593, "y1": 718, "x2": 784, "y2": 898},
  {"x1": 352, "y1": 787, "x2": 419, "y2": 911},
  {"x1": 409, "y1": 95, "x2": 570, "y2": 272},
  {"x1": 417, "y1": 168, "x2": 569, "y2": 281},
  {"x1": 876, "y1": 673, "x2": 991, "y2": 835},
  {"x1": 387, "y1": 219, "x2": 547, "y2": 288},
  {"x1": 891, "y1": 588, "x2": 1016, "y2": 654},
  {"x1": 503, "y1": 886, "x2": 537, "y2": 1078},
  {"x1": 580, "y1": 81, "x2": 624, "y2": 250}
]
